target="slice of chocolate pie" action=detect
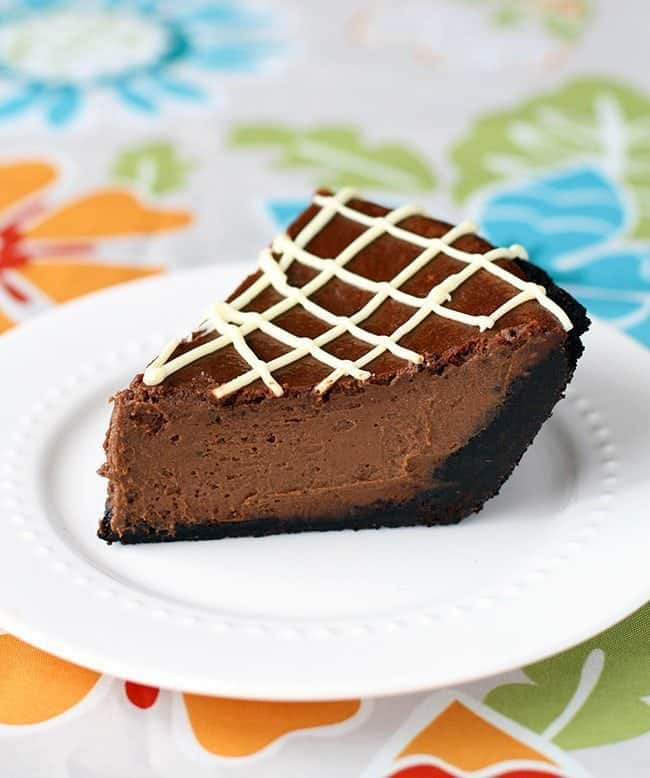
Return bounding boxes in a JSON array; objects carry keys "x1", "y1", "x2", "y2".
[{"x1": 99, "y1": 188, "x2": 589, "y2": 544}]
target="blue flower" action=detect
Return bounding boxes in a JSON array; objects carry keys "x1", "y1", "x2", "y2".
[
  {"x1": 478, "y1": 166, "x2": 627, "y2": 269},
  {"x1": 0, "y1": 0, "x2": 283, "y2": 125},
  {"x1": 554, "y1": 245, "x2": 650, "y2": 346},
  {"x1": 478, "y1": 164, "x2": 650, "y2": 346},
  {"x1": 266, "y1": 178, "x2": 650, "y2": 348},
  {"x1": 265, "y1": 198, "x2": 308, "y2": 231}
]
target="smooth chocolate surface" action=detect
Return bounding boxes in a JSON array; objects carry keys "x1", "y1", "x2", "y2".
[
  {"x1": 99, "y1": 192, "x2": 589, "y2": 544},
  {"x1": 161, "y1": 192, "x2": 565, "y2": 400}
]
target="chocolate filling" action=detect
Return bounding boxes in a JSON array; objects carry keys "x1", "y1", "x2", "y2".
[{"x1": 99, "y1": 332, "x2": 572, "y2": 544}]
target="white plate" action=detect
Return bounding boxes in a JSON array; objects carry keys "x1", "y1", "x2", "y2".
[{"x1": 0, "y1": 266, "x2": 648, "y2": 701}]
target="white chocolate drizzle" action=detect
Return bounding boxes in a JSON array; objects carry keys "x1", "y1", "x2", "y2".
[{"x1": 143, "y1": 188, "x2": 573, "y2": 398}]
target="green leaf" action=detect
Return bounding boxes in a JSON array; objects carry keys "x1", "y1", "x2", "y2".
[
  {"x1": 450, "y1": 77, "x2": 650, "y2": 238},
  {"x1": 462, "y1": 0, "x2": 590, "y2": 39},
  {"x1": 543, "y1": 1, "x2": 592, "y2": 40},
  {"x1": 485, "y1": 603, "x2": 650, "y2": 749},
  {"x1": 228, "y1": 122, "x2": 436, "y2": 193},
  {"x1": 228, "y1": 124, "x2": 295, "y2": 147},
  {"x1": 113, "y1": 141, "x2": 192, "y2": 196},
  {"x1": 492, "y1": 5, "x2": 523, "y2": 28}
]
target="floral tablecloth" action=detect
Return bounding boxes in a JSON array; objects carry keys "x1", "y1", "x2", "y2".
[{"x1": 0, "y1": 1, "x2": 648, "y2": 776}]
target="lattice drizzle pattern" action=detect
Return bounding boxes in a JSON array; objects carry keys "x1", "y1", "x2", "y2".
[{"x1": 143, "y1": 188, "x2": 573, "y2": 398}]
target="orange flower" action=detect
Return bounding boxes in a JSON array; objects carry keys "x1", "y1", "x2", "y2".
[
  {"x1": 0, "y1": 634, "x2": 101, "y2": 725},
  {"x1": 0, "y1": 634, "x2": 362, "y2": 757},
  {"x1": 362, "y1": 691, "x2": 581, "y2": 778},
  {"x1": 181, "y1": 694, "x2": 362, "y2": 757},
  {"x1": 0, "y1": 160, "x2": 192, "y2": 333}
]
